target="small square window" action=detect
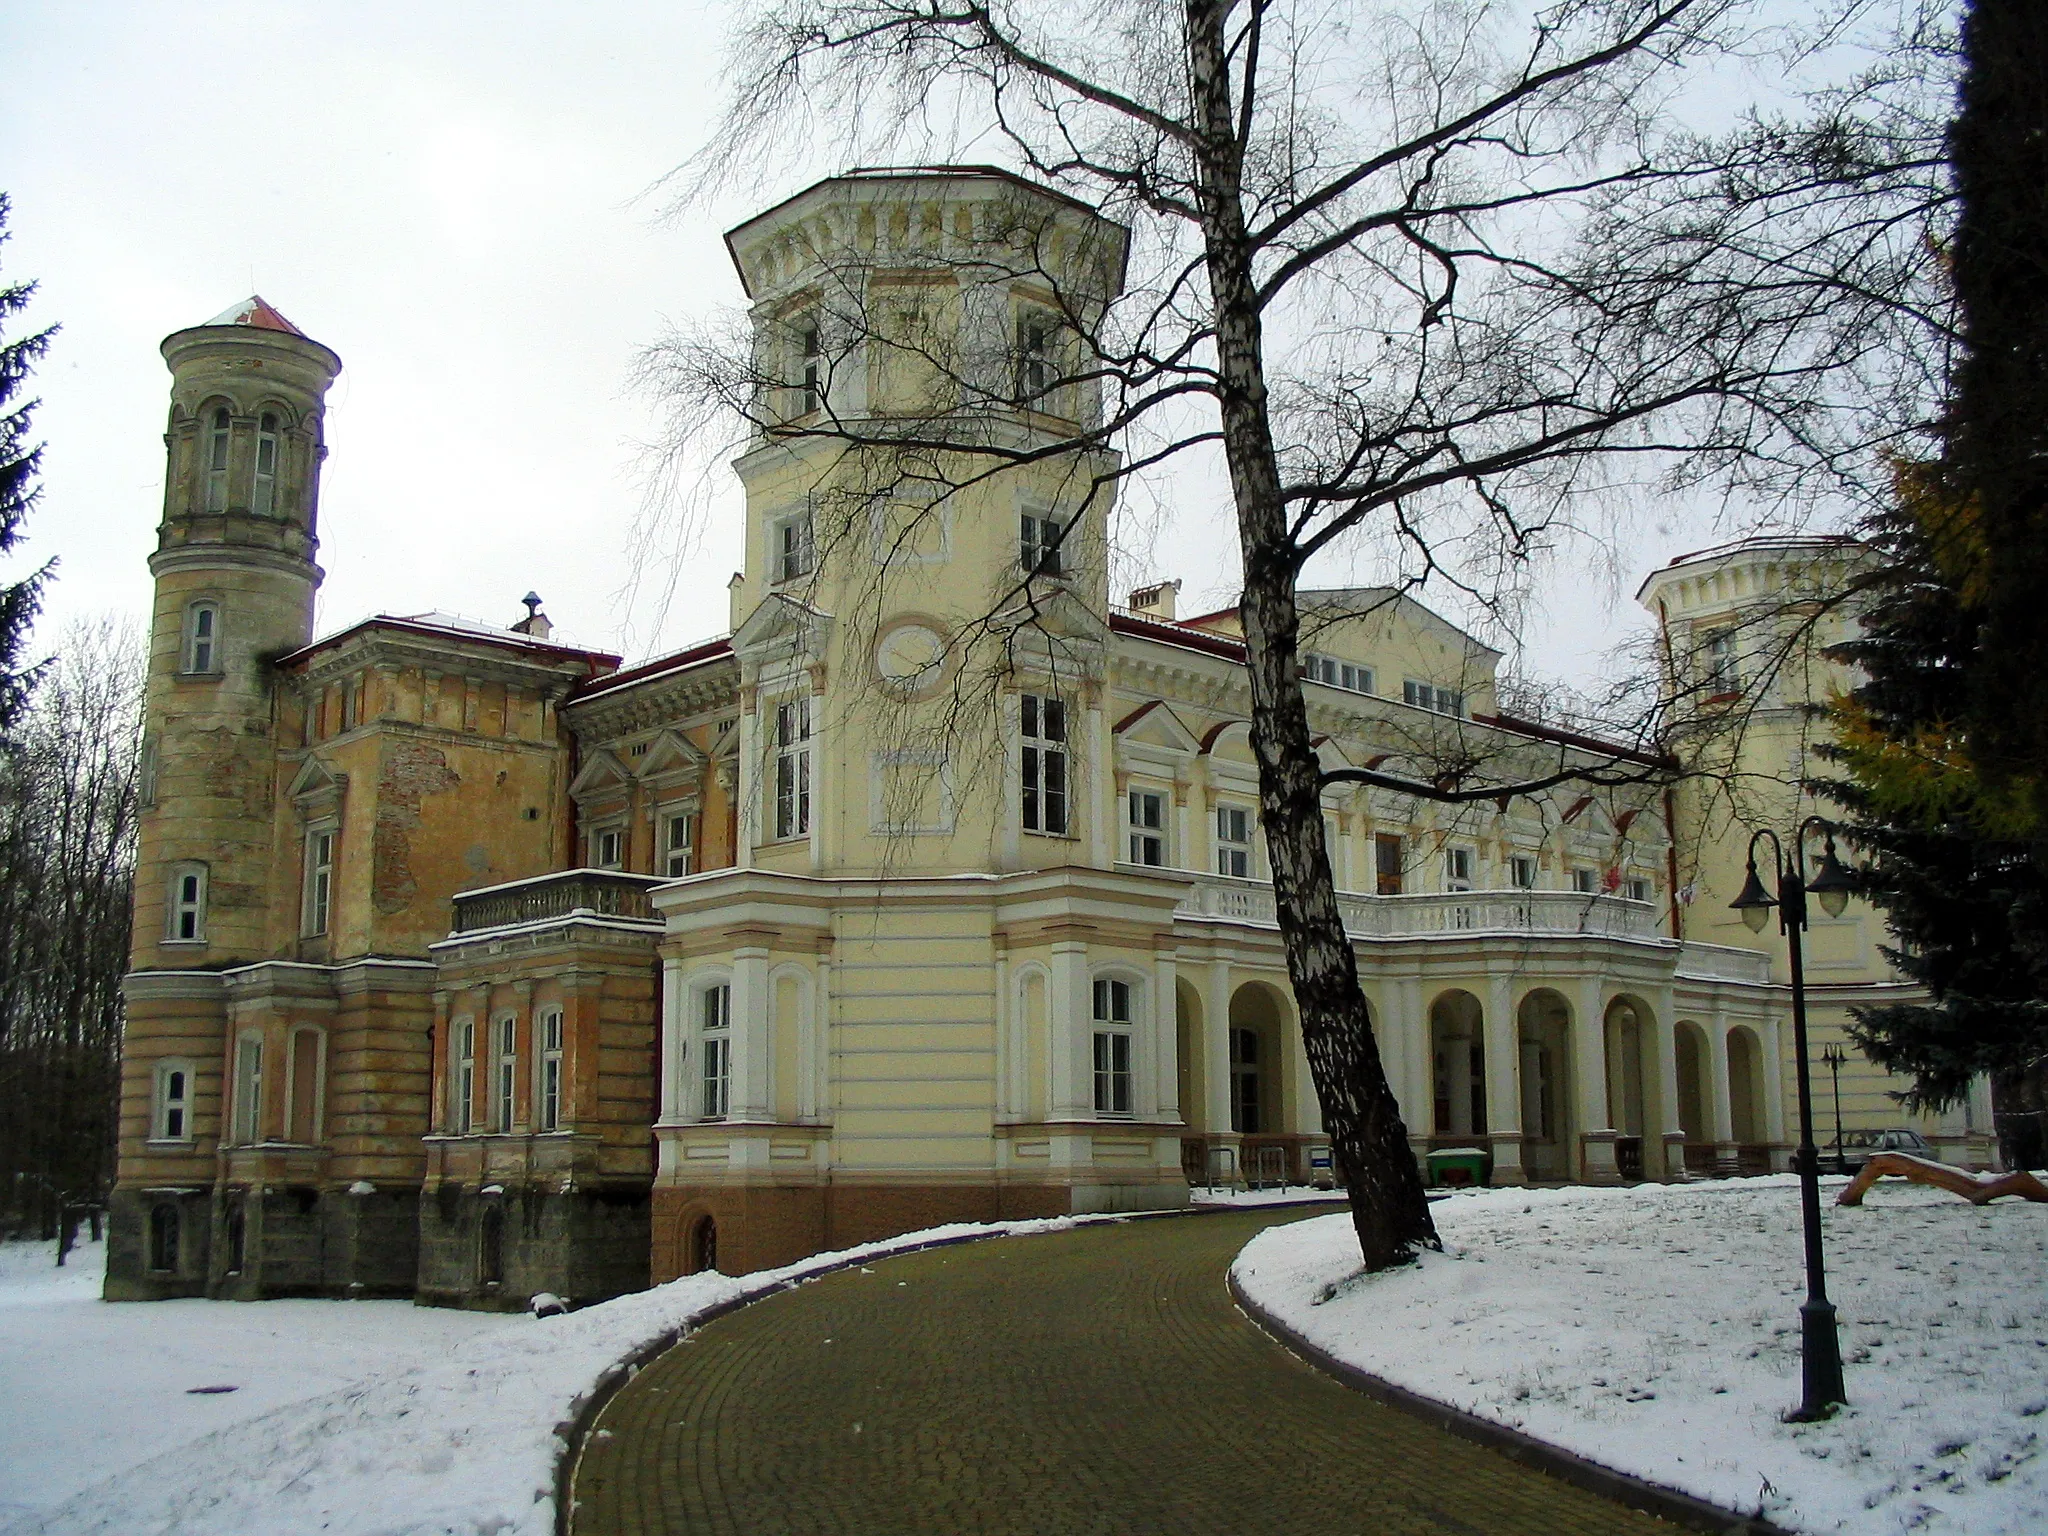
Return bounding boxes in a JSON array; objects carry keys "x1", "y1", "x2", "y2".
[{"x1": 1511, "y1": 855, "x2": 1537, "y2": 890}]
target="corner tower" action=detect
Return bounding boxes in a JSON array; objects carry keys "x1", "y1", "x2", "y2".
[{"x1": 137, "y1": 297, "x2": 341, "y2": 967}]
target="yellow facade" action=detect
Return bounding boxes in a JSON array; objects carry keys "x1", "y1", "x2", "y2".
[{"x1": 109, "y1": 174, "x2": 1992, "y2": 1308}]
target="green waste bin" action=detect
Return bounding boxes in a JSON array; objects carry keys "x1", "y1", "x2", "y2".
[{"x1": 1425, "y1": 1147, "x2": 1489, "y2": 1188}]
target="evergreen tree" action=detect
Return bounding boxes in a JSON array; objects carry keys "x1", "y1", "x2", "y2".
[
  {"x1": 0, "y1": 192, "x2": 55, "y2": 735},
  {"x1": 1820, "y1": 466, "x2": 2048, "y2": 1166}
]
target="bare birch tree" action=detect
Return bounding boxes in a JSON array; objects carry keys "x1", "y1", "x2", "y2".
[{"x1": 651, "y1": 0, "x2": 1954, "y2": 1267}]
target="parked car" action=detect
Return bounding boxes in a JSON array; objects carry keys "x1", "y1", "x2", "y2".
[{"x1": 1831, "y1": 1127, "x2": 1935, "y2": 1173}]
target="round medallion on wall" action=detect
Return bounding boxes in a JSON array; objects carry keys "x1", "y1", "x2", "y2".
[{"x1": 874, "y1": 622, "x2": 948, "y2": 696}]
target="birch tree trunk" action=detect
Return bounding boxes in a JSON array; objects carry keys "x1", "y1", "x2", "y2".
[{"x1": 1186, "y1": 0, "x2": 1438, "y2": 1268}]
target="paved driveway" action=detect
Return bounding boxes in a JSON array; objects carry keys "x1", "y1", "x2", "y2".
[{"x1": 569, "y1": 1206, "x2": 1670, "y2": 1535}]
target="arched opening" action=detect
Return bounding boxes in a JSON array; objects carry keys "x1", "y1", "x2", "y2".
[
  {"x1": 1604, "y1": 996, "x2": 1650, "y2": 1179},
  {"x1": 148, "y1": 1203, "x2": 180, "y2": 1274},
  {"x1": 1727, "y1": 1025, "x2": 1768, "y2": 1169},
  {"x1": 1517, "y1": 989, "x2": 1573, "y2": 1181},
  {"x1": 688, "y1": 1214, "x2": 718, "y2": 1276},
  {"x1": 1675, "y1": 1021, "x2": 1710, "y2": 1174},
  {"x1": 1229, "y1": 982, "x2": 1293, "y2": 1184},
  {"x1": 1429, "y1": 990, "x2": 1485, "y2": 1141},
  {"x1": 478, "y1": 1203, "x2": 505, "y2": 1287}
]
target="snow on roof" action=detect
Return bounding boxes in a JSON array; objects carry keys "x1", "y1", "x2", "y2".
[{"x1": 201, "y1": 295, "x2": 306, "y2": 336}]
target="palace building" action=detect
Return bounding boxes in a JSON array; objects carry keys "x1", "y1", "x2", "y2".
[{"x1": 106, "y1": 172, "x2": 1994, "y2": 1308}]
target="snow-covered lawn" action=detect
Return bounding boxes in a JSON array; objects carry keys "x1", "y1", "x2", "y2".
[
  {"x1": 1233, "y1": 1176, "x2": 2048, "y2": 1536},
  {"x1": 0, "y1": 1218, "x2": 1085, "y2": 1536}
]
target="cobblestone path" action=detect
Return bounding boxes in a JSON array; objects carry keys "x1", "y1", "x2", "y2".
[{"x1": 570, "y1": 1207, "x2": 1671, "y2": 1535}]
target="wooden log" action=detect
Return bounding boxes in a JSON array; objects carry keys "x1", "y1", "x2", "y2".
[{"x1": 1835, "y1": 1151, "x2": 2048, "y2": 1207}]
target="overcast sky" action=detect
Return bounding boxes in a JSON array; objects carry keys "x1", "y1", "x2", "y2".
[{"x1": 1, "y1": 1, "x2": 1832, "y2": 686}]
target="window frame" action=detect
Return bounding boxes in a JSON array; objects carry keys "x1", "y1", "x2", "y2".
[
  {"x1": 663, "y1": 810, "x2": 695, "y2": 878},
  {"x1": 799, "y1": 319, "x2": 822, "y2": 415},
  {"x1": 151, "y1": 1059, "x2": 196, "y2": 1144},
  {"x1": 454, "y1": 1016, "x2": 477, "y2": 1135},
  {"x1": 302, "y1": 824, "x2": 337, "y2": 937},
  {"x1": 286, "y1": 1025, "x2": 324, "y2": 1144},
  {"x1": 698, "y1": 982, "x2": 732, "y2": 1121},
  {"x1": 773, "y1": 510, "x2": 815, "y2": 584},
  {"x1": 1303, "y1": 652, "x2": 1375, "y2": 696},
  {"x1": 1019, "y1": 510, "x2": 1068, "y2": 579},
  {"x1": 772, "y1": 696, "x2": 813, "y2": 842},
  {"x1": 1015, "y1": 309, "x2": 1056, "y2": 404},
  {"x1": 1572, "y1": 866, "x2": 1601, "y2": 895},
  {"x1": 493, "y1": 1014, "x2": 518, "y2": 1133},
  {"x1": 1703, "y1": 629, "x2": 1740, "y2": 693},
  {"x1": 165, "y1": 861, "x2": 208, "y2": 944},
  {"x1": 538, "y1": 1007, "x2": 565, "y2": 1132},
  {"x1": 1090, "y1": 975, "x2": 1136, "y2": 1118},
  {"x1": 1127, "y1": 787, "x2": 1167, "y2": 867},
  {"x1": 1510, "y1": 854, "x2": 1538, "y2": 890},
  {"x1": 1402, "y1": 678, "x2": 1465, "y2": 717},
  {"x1": 590, "y1": 823, "x2": 626, "y2": 871},
  {"x1": 252, "y1": 411, "x2": 280, "y2": 516},
  {"x1": 204, "y1": 406, "x2": 231, "y2": 513},
  {"x1": 1215, "y1": 803, "x2": 1253, "y2": 879},
  {"x1": 1444, "y1": 846, "x2": 1475, "y2": 892},
  {"x1": 182, "y1": 601, "x2": 222, "y2": 676},
  {"x1": 1020, "y1": 693, "x2": 1070, "y2": 837},
  {"x1": 231, "y1": 1032, "x2": 264, "y2": 1146},
  {"x1": 1374, "y1": 833, "x2": 1405, "y2": 896}
]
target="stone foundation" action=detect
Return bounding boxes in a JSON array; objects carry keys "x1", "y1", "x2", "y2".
[{"x1": 416, "y1": 1183, "x2": 650, "y2": 1310}]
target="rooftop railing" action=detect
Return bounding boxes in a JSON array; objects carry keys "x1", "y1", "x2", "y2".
[{"x1": 1153, "y1": 867, "x2": 1663, "y2": 942}]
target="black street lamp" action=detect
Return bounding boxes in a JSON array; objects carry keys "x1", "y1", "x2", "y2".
[
  {"x1": 1820, "y1": 1043, "x2": 1848, "y2": 1175},
  {"x1": 1730, "y1": 815, "x2": 1854, "y2": 1421}
]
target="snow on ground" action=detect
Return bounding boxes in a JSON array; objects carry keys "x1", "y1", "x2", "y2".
[
  {"x1": 1233, "y1": 1176, "x2": 2048, "y2": 1536},
  {"x1": 0, "y1": 1217, "x2": 1086, "y2": 1536}
]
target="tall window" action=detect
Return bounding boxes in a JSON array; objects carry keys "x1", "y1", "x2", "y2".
[
  {"x1": 1019, "y1": 512, "x2": 1065, "y2": 577},
  {"x1": 495, "y1": 1016, "x2": 517, "y2": 1132},
  {"x1": 303, "y1": 828, "x2": 335, "y2": 937},
  {"x1": 1444, "y1": 847, "x2": 1474, "y2": 892},
  {"x1": 664, "y1": 812, "x2": 694, "y2": 877},
  {"x1": 593, "y1": 826, "x2": 624, "y2": 869},
  {"x1": 289, "y1": 1028, "x2": 321, "y2": 1142},
  {"x1": 153, "y1": 1062, "x2": 192, "y2": 1142},
  {"x1": 233, "y1": 1035, "x2": 263, "y2": 1145},
  {"x1": 1704, "y1": 630, "x2": 1739, "y2": 692},
  {"x1": 538, "y1": 1009, "x2": 564, "y2": 1132},
  {"x1": 1016, "y1": 313, "x2": 1053, "y2": 401},
  {"x1": 1020, "y1": 693, "x2": 1068, "y2": 835},
  {"x1": 1230, "y1": 1027, "x2": 1262, "y2": 1133},
  {"x1": 184, "y1": 602, "x2": 219, "y2": 674},
  {"x1": 205, "y1": 407, "x2": 230, "y2": 512},
  {"x1": 167, "y1": 863, "x2": 207, "y2": 942},
  {"x1": 776, "y1": 512, "x2": 814, "y2": 582},
  {"x1": 1375, "y1": 833, "x2": 1405, "y2": 896},
  {"x1": 774, "y1": 698, "x2": 812, "y2": 840},
  {"x1": 800, "y1": 321, "x2": 822, "y2": 414},
  {"x1": 149, "y1": 1204, "x2": 181, "y2": 1274},
  {"x1": 455, "y1": 1018, "x2": 476, "y2": 1134},
  {"x1": 1510, "y1": 855, "x2": 1538, "y2": 890},
  {"x1": 1128, "y1": 789, "x2": 1166, "y2": 866},
  {"x1": 1215, "y1": 805, "x2": 1252, "y2": 878},
  {"x1": 1304, "y1": 653, "x2": 1374, "y2": 695},
  {"x1": 699, "y1": 984, "x2": 731, "y2": 1120},
  {"x1": 252, "y1": 412, "x2": 280, "y2": 515},
  {"x1": 1091, "y1": 978, "x2": 1133, "y2": 1116},
  {"x1": 1403, "y1": 679, "x2": 1465, "y2": 717}
]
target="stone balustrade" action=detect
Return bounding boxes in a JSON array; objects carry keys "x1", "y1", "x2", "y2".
[{"x1": 450, "y1": 868, "x2": 667, "y2": 934}]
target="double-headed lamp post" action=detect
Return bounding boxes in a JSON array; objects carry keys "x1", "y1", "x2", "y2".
[{"x1": 1731, "y1": 816, "x2": 1856, "y2": 1421}]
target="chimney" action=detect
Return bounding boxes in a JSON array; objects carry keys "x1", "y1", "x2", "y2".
[
  {"x1": 1128, "y1": 579, "x2": 1182, "y2": 621},
  {"x1": 511, "y1": 591, "x2": 552, "y2": 640}
]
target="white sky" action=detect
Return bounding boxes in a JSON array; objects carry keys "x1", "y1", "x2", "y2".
[{"x1": 0, "y1": 1, "x2": 1834, "y2": 685}]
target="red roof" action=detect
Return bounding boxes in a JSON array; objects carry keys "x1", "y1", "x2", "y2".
[{"x1": 202, "y1": 295, "x2": 306, "y2": 336}]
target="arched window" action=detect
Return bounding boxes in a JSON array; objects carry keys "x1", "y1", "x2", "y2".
[
  {"x1": 252, "y1": 412, "x2": 280, "y2": 515},
  {"x1": 166, "y1": 862, "x2": 207, "y2": 943},
  {"x1": 148, "y1": 1204, "x2": 180, "y2": 1274},
  {"x1": 689, "y1": 1214, "x2": 718, "y2": 1275},
  {"x1": 205, "y1": 408, "x2": 231, "y2": 512},
  {"x1": 183, "y1": 602, "x2": 220, "y2": 675},
  {"x1": 152, "y1": 1060, "x2": 195, "y2": 1142}
]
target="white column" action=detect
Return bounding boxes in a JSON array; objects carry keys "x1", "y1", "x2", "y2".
[
  {"x1": 807, "y1": 677, "x2": 825, "y2": 872},
  {"x1": 1287, "y1": 994, "x2": 1322, "y2": 1135},
  {"x1": 1483, "y1": 972, "x2": 1524, "y2": 1183},
  {"x1": 1088, "y1": 697, "x2": 1110, "y2": 868},
  {"x1": 1205, "y1": 958, "x2": 1234, "y2": 1139},
  {"x1": 1174, "y1": 788, "x2": 1193, "y2": 872},
  {"x1": 1001, "y1": 691, "x2": 1022, "y2": 870},
  {"x1": 1707, "y1": 1012, "x2": 1737, "y2": 1172},
  {"x1": 1050, "y1": 941, "x2": 1089, "y2": 1118},
  {"x1": 812, "y1": 947, "x2": 833, "y2": 1122},
  {"x1": 1574, "y1": 973, "x2": 1618, "y2": 1182},
  {"x1": 1396, "y1": 975, "x2": 1429, "y2": 1146},
  {"x1": 993, "y1": 949, "x2": 1013, "y2": 1121},
  {"x1": 1762, "y1": 1014, "x2": 1789, "y2": 1165},
  {"x1": 1650, "y1": 991, "x2": 1683, "y2": 1180},
  {"x1": 730, "y1": 946, "x2": 772, "y2": 1119},
  {"x1": 1153, "y1": 949, "x2": 1181, "y2": 1122}
]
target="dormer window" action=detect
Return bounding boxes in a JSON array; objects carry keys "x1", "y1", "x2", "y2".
[
  {"x1": 183, "y1": 602, "x2": 220, "y2": 675},
  {"x1": 252, "y1": 412, "x2": 280, "y2": 515},
  {"x1": 205, "y1": 408, "x2": 230, "y2": 512}
]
